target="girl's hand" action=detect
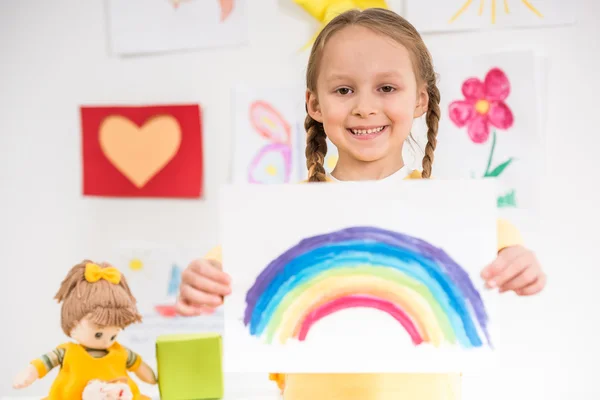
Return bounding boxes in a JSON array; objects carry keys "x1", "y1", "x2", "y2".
[
  {"x1": 12, "y1": 364, "x2": 38, "y2": 389},
  {"x1": 481, "y1": 245, "x2": 546, "y2": 296},
  {"x1": 175, "y1": 258, "x2": 231, "y2": 316}
]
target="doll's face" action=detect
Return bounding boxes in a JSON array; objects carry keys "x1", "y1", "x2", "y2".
[{"x1": 70, "y1": 317, "x2": 122, "y2": 349}]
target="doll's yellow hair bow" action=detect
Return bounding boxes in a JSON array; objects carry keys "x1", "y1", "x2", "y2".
[{"x1": 85, "y1": 263, "x2": 121, "y2": 285}]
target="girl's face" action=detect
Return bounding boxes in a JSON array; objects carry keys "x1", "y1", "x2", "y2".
[
  {"x1": 71, "y1": 317, "x2": 122, "y2": 349},
  {"x1": 307, "y1": 25, "x2": 428, "y2": 167}
]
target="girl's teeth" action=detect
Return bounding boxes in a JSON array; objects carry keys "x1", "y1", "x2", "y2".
[{"x1": 351, "y1": 126, "x2": 384, "y2": 135}]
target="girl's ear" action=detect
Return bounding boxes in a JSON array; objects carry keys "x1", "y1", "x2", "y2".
[
  {"x1": 413, "y1": 85, "x2": 429, "y2": 118},
  {"x1": 306, "y1": 90, "x2": 324, "y2": 123}
]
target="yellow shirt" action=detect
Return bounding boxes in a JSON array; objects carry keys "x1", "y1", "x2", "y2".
[
  {"x1": 209, "y1": 169, "x2": 524, "y2": 400},
  {"x1": 37, "y1": 342, "x2": 143, "y2": 400}
]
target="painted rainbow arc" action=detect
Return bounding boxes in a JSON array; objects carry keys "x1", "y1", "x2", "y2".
[{"x1": 243, "y1": 226, "x2": 491, "y2": 349}]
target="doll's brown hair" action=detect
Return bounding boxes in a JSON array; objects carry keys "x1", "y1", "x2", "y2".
[
  {"x1": 305, "y1": 8, "x2": 440, "y2": 180},
  {"x1": 54, "y1": 260, "x2": 142, "y2": 336}
]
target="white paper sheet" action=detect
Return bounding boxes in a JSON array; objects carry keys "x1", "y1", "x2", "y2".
[
  {"x1": 405, "y1": 0, "x2": 575, "y2": 33},
  {"x1": 221, "y1": 180, "x2": 499, "y2": 373},
  {"x1": 432, "y1": 50, "x2": 543, "y2": 213},
  {"x1": 106, "y1": 0, "x2": 248, "y2": 55},
  {"x1": 231, "y1": 87, "x2": 306, "y2": 184}
]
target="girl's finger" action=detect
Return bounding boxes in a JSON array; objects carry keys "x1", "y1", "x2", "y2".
[
  {"x1": 498, "y1": 266, "x2": 539, "y2": 292},
  {"x1": 174, "y1": 298, "x2": 204, "y2": 317},
  {"x1": 481, "y1": 246, "x2": 525, "y2": 280},
  {"x1": 188, "y1": 274, "x2": 231, "y2": 297},
  {"x1": 516, "y1": 273, "x2": 547, "y2": 296},
  {"x1": 197, "y1": 305, "x2": 217, "y2": 315},
  {"x1": 179, "y1": 284, "x2": 223, "y2": 308},
  {"x1": 175, "y1": 300, "x2": 217, "y2": 317},
  {"x1": 189, "y1": 259, "x2": 231, "y2": 285},
  {"x1": 487, "y1": 251, "x2": 532, "y2": 288}
]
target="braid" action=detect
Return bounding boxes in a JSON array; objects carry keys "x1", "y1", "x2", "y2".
[
  {"x1": 304, "y1": 114, "x2": 328, "y2": 182},
  {"x1": 421, "y1": 82, "x2": 440, "y2": 179}
]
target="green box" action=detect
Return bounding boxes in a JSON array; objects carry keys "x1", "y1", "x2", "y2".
[{"x1": 156, "y1": 333, "x2": 224, "y2": 400}]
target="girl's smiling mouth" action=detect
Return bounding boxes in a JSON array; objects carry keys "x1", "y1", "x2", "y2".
[{"x1": 347, "y1": 125, "x2": 389, "y2": 140}]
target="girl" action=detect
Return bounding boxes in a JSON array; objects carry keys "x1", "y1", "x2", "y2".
[
  {"x1": 176, "y1": 8, "x2": 546, "y2": 400},
  {"x1": 12, "y1": 260, "x2": 157, "y2": 399}
]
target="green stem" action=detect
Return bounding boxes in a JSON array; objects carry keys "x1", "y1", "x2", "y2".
[{"x1": 484, "y1": 130, "x2": 496, "y2": 177}]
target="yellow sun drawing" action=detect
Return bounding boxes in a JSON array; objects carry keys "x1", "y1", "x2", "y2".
[
  {"x1": 450, "y1": 0, "x2": 543, "y2": 24},
  {"x1": 129, "y1": 257, "x2": 144, "y2": 271}
]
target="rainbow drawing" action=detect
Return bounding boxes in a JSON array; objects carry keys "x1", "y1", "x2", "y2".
[{"x1": 243, "y1": 226, "x2": 491, "y2": 349}]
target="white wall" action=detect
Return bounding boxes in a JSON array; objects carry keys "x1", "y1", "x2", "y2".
[{"x1": 1, "y1": 0, "x2": 599, "y2": 398}]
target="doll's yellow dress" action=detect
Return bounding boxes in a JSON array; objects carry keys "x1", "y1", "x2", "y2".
[{"x1": 33, "y1": 341, "x2": 147, "y2": 400}]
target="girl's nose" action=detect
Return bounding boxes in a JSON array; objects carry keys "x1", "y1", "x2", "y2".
[{"x1": 351, "y1": 95, "x2": 378, "y2": 118}]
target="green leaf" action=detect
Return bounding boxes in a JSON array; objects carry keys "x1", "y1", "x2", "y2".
[
  {"x1": 486, "y1": 158, "x2": 514, "y2": 177},
  {"x1": 497, "y1": 190, "x2": 517, "y2": 208}
]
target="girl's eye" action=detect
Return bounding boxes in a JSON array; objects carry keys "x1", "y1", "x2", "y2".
[
  {"x1": 336, "y1": 88, "x2": 352, "y2": 95},
  {"x1": 380, "y1": 86, "x2": 395, "y2": 93},
  {"x1": 110, "y1": 335, "x2": 116, "y2": 341},
  {"x1": 95, "y1": 332, "x2": 103, "y2": 339}
]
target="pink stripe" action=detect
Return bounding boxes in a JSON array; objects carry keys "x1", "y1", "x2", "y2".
[{"x1": 297, "y1": 295, "x2": 423, "y2": 345}]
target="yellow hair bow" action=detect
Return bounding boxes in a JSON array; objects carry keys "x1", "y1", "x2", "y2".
[{"x1": 85, "y1": 263, "x2": 121, "y2": 285}]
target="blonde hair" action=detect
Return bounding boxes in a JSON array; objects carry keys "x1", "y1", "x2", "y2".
[
  {"x1": 305, "y1": 8, "x2": 440, "y2": 180},
  {"x1": 55, "y1": 260, "x2": 142, "y2": 336}
]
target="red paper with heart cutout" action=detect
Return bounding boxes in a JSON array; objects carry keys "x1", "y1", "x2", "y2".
[{"x1": 81, "y1": 104, "x2": 203, "y2": 198}]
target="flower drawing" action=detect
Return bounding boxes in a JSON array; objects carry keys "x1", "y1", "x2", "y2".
[
  {"x1": 449, "y1": 67, "x2": 514, "y2": 144},
  {"x1": 449, "y1": 67, "x2": 517, "y2": 207}
]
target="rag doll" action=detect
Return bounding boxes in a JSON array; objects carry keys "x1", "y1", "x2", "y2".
[{"x1": 12, "y1": 260, "x2": 157, "y2": 399}]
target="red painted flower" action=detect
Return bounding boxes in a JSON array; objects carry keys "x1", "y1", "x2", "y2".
[{"x1": 449, "y1": 68, "x2": 514, "y2": 143}]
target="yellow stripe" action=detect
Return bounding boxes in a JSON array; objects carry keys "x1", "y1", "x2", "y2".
[{"x1": 277, "y1": 275, "x2": 443, "y2": 346}]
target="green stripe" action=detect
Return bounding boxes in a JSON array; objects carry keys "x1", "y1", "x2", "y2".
[
  {"x1": 53, "y1": 348, "x2": 65, "y2": 366},
  {"x1": 126, "y1": 350, "x2": 138, "y2": 369},
  {"x1": 41, "y1": 354, "x2": 53, "y2": 372}
]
